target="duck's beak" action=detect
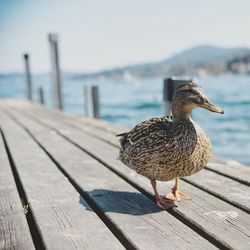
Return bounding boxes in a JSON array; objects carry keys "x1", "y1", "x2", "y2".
[{"x1": 201, "y1": 99, "x2": 224, "y2": 114}]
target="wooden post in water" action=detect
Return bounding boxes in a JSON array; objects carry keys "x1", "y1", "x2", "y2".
[
  {"x1": 48, "y1": 33, "x2": 63, "y2": 110},
  {"x1": 84, "y1": 85, "x2": 92, "y2": 117},
  {"x1": 163, "y1": 78, "x2": 173, "y2": 115},
  {"x1": 92, "y1": 86, "x2": 100, "y2": 119},
  {"x1": 38, "y1": 87, "x2": 44, "y2": 105},
  {"x1": 163, "y1": 78, "x2": 193, "y2": 115},
  {"x1": 84, "y1": 85, "x2": 100, "y2": 119},
  {"x1": 23, "y1": 53, "x2": 32, "y2": 100}
]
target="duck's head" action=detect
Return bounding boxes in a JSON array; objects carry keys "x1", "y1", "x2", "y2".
[{"x1": 172, "y1": 82, "x2": 224, "y2": 118}]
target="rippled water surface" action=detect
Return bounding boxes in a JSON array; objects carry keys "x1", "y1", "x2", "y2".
[{"x1": 0, "y1": 74, "x2": 249, "y2": 166}]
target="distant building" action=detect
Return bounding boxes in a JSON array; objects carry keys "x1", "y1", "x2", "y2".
[{"x1": 227, "y1": 55, "x2": 250, "y2": 74}]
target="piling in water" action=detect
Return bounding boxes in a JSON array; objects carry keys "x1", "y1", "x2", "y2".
[
  {"x1": 23, "y1": 53, "x2": 32, "y2": 100},
  {"x1": 48, "y1": 33, "x2": 63, "y2": 110}
]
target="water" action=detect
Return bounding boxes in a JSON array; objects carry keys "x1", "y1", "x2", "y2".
[{"x1": 0, "y1": 74, "x2": 249, "y2": 166}]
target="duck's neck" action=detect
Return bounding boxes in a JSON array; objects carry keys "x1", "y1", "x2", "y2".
[{"x1": 171, "y1": 101, "x2": 193, "y2": 121}]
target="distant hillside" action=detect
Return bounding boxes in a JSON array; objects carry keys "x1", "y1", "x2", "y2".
[
  {"x1": 1, "y1": 45, "x2": 250, "y2": 80},
  {"x1": 74, "y1": 45, "x2": 250, "y2": 80},
  {"x1": 163, "y1": 45, "x2": 250, "y2": 66}
]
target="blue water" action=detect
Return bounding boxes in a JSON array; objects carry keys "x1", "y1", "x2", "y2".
[{"x1": 0, "y1": 74, "x2": 249, "y2": 166}]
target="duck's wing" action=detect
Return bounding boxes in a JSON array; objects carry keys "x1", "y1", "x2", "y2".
[{"x1": 117, "y1": 116, "x2": 172, "y2": 150}]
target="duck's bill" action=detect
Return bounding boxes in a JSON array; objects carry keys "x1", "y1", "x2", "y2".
[{"x1": 202, "y1": 101, "x2": 224, "y2": 114}]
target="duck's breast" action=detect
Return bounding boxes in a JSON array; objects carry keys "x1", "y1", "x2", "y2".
[{"x1": 180, "y1": 122, "x2": 212, "y2": 177}]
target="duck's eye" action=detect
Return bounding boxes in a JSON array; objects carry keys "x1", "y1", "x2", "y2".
[
  {"x1": 204, "y1": 99, "x2": 208, "y2": 103},
  {"x1": 187, "y1": 89, "x2": 194, "y2": 94}
]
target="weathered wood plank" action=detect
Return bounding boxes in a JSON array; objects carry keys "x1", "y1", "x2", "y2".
[
  {"x1": 9, "y1": 101, "x2": 250, "y2": 213},
  {"x1": 67, "y1": 114, "x2": 250, "y2": 184},
  {"x1": 1, "y1": 99, "x2": 125, "y2": 134},
  {"x1": 36, "y1": 106, "x2": 121, "y2": 147},
  {"x1": 58, "y1": 110, "x2": 250, "y2": 186},
  {"x1": 6, "y1": 106, "x2": 250, "y2": 250},
  {"x1": 206, "y1": 161, "x2": 250, "y2": 186},
  {"x1": 4, "y1": 110, "x2": 218, "y2": 250},
  {"x1": 0, "y1": 134, "x2": 35, "y2": 250},
  {"x1": 5, "y1": 99, "x2": 249, "y2": 186},
  {"x1": 185, "y1": 170, "x2": 250, "y2": 212},
  {"x1": 0, "y1": 110, "x2": 124, "y2": 250}
]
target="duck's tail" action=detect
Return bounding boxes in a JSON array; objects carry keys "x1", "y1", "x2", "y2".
[
  {"x1": 116, "y1": 132, "x2": 129, "y2": 148},
  {"x1": 116, "y1": 132, "x2": 127, "y2": 137}
]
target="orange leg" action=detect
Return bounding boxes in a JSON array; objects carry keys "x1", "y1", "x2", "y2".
[
  {"x1": 167, "y1": 177, "x2": 192, "y2": 201},
  {"x1": 151, "y1": 180, "x2": 176, "y2": 209}
]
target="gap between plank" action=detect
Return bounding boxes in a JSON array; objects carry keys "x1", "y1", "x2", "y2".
[
  {"x1": 0, "y1": 129, "x2": 46, "y2": 250},
  {"x1": 17, "y1": 108, "x2": 250, "y2": 212},
  {"x1": 0, "y1": 112, "x2": 137, "y2": 250},
  {"x1": 29, "y1": 137, "x2": 137, "y2": 250},
  {"x1": 182, "y1": 178, "x2": 250, "y2": 214},
  {"x1": 77, "y1": 124, "x2": 250, "y2": 187},
  {"x1": 4, "y1": 109, "x2": 232, "y2": 250},
  {"x1": 203, "y1": 167, "x2": 250, "y2": 187},
  {"x1": 25, "y1": 109, "x2": 250, "y2": 188}
]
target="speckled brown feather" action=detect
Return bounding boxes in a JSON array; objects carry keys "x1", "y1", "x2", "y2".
[{"x1": 117, "y1": 83, "x2": 213, "y2": 181}]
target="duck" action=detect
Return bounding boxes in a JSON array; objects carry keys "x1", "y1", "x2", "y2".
[{"x1": 117, "y1": 82, "x2": 224, "y2": 209}]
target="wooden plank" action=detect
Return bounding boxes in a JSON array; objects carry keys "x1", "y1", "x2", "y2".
[
  {"x1": 0, "y1": 99, "x2": 124, "y2": 149},
  {"x1": 64, "y1": 114, "x2": 250, "y2": 185},
  {"x1": 0, "y1": 134, "x2": 35, "y2": 250},
  {"x1": 28, "y1": 109, "x2": 250, "y2": 190},
  {"x1": 6, "y1": 107, "x2": 250, "y2": 250},
  {"x1": 185, "y1": 170, "x2": 250, "y2": 212},
  {"x1": 8, "y1": 101, "x2": 250, "y2": 213},
  {"x1": 0, "y1": 110, "x2": 124, "y2": 250},
  {"x1": 1, "y1": 99, "x2": 125, "y2": 134},
  {"x1": 40, "y1": 111, "x2": 120, "y2": 148},
  {"x1": 17, "y1": 105, "x2": 250, "y2": 189},
  {"x1": 63, "y1": 117, "x2": 250, "y2": 189},
  {"x1": 206, "y1": 161, "x2": 250, "y2": 186},
  {"x1": 66, "y1": 113, "x2": 250, "y2": 184},
  {"x1": 3, "y1": 99, "x2": 250, "y2": 197},
  {"x1": 5, "y1": 98, "x2": 249, "y2": 187},
  {"x1": 3, "y1": 110, "x2": 219, "y2": 250}
]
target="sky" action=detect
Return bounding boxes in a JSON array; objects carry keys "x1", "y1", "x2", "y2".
[{"x1": 1, "y1": 0, "x2": 250, "y2": 73}]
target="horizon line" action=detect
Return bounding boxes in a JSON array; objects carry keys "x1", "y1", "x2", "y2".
[{"x1": 1, "y1": 43, "x2": 249, "y2": 75}]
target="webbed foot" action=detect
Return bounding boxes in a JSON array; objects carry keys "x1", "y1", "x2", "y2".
[
  {"x1": 156, "y1": 196, "x2": 176, "y2": 209},
  {"x1": 150, "y1": 180, "x2": 176, "y2": 209},
  {"x1": 167, "y1": 177, "x2": 192, "y2": 201},
  {"x1": 167, "y1": 190, "x2": 192, "y2": 201}
]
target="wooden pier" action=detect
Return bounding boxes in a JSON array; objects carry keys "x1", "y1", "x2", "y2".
[{"x1": 0, "y1": 99, "x2": 250, "y2": 250}]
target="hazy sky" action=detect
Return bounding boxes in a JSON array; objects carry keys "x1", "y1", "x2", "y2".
[{"x1": 1, "y1": 0, "x2": 250, "y2": 73}]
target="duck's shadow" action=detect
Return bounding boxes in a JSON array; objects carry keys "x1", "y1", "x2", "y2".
[{"x1": 79, "y1": 189, "x2": 164, "y2": 215}]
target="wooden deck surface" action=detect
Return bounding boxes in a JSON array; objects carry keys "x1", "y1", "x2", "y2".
[{"x1": 0, "y1": 99, "x2": 250, "y2": 250}]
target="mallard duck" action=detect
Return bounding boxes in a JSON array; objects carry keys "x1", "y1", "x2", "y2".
[{"x1": 117, "y1": 82, "x2": 224, "y2": 208}]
